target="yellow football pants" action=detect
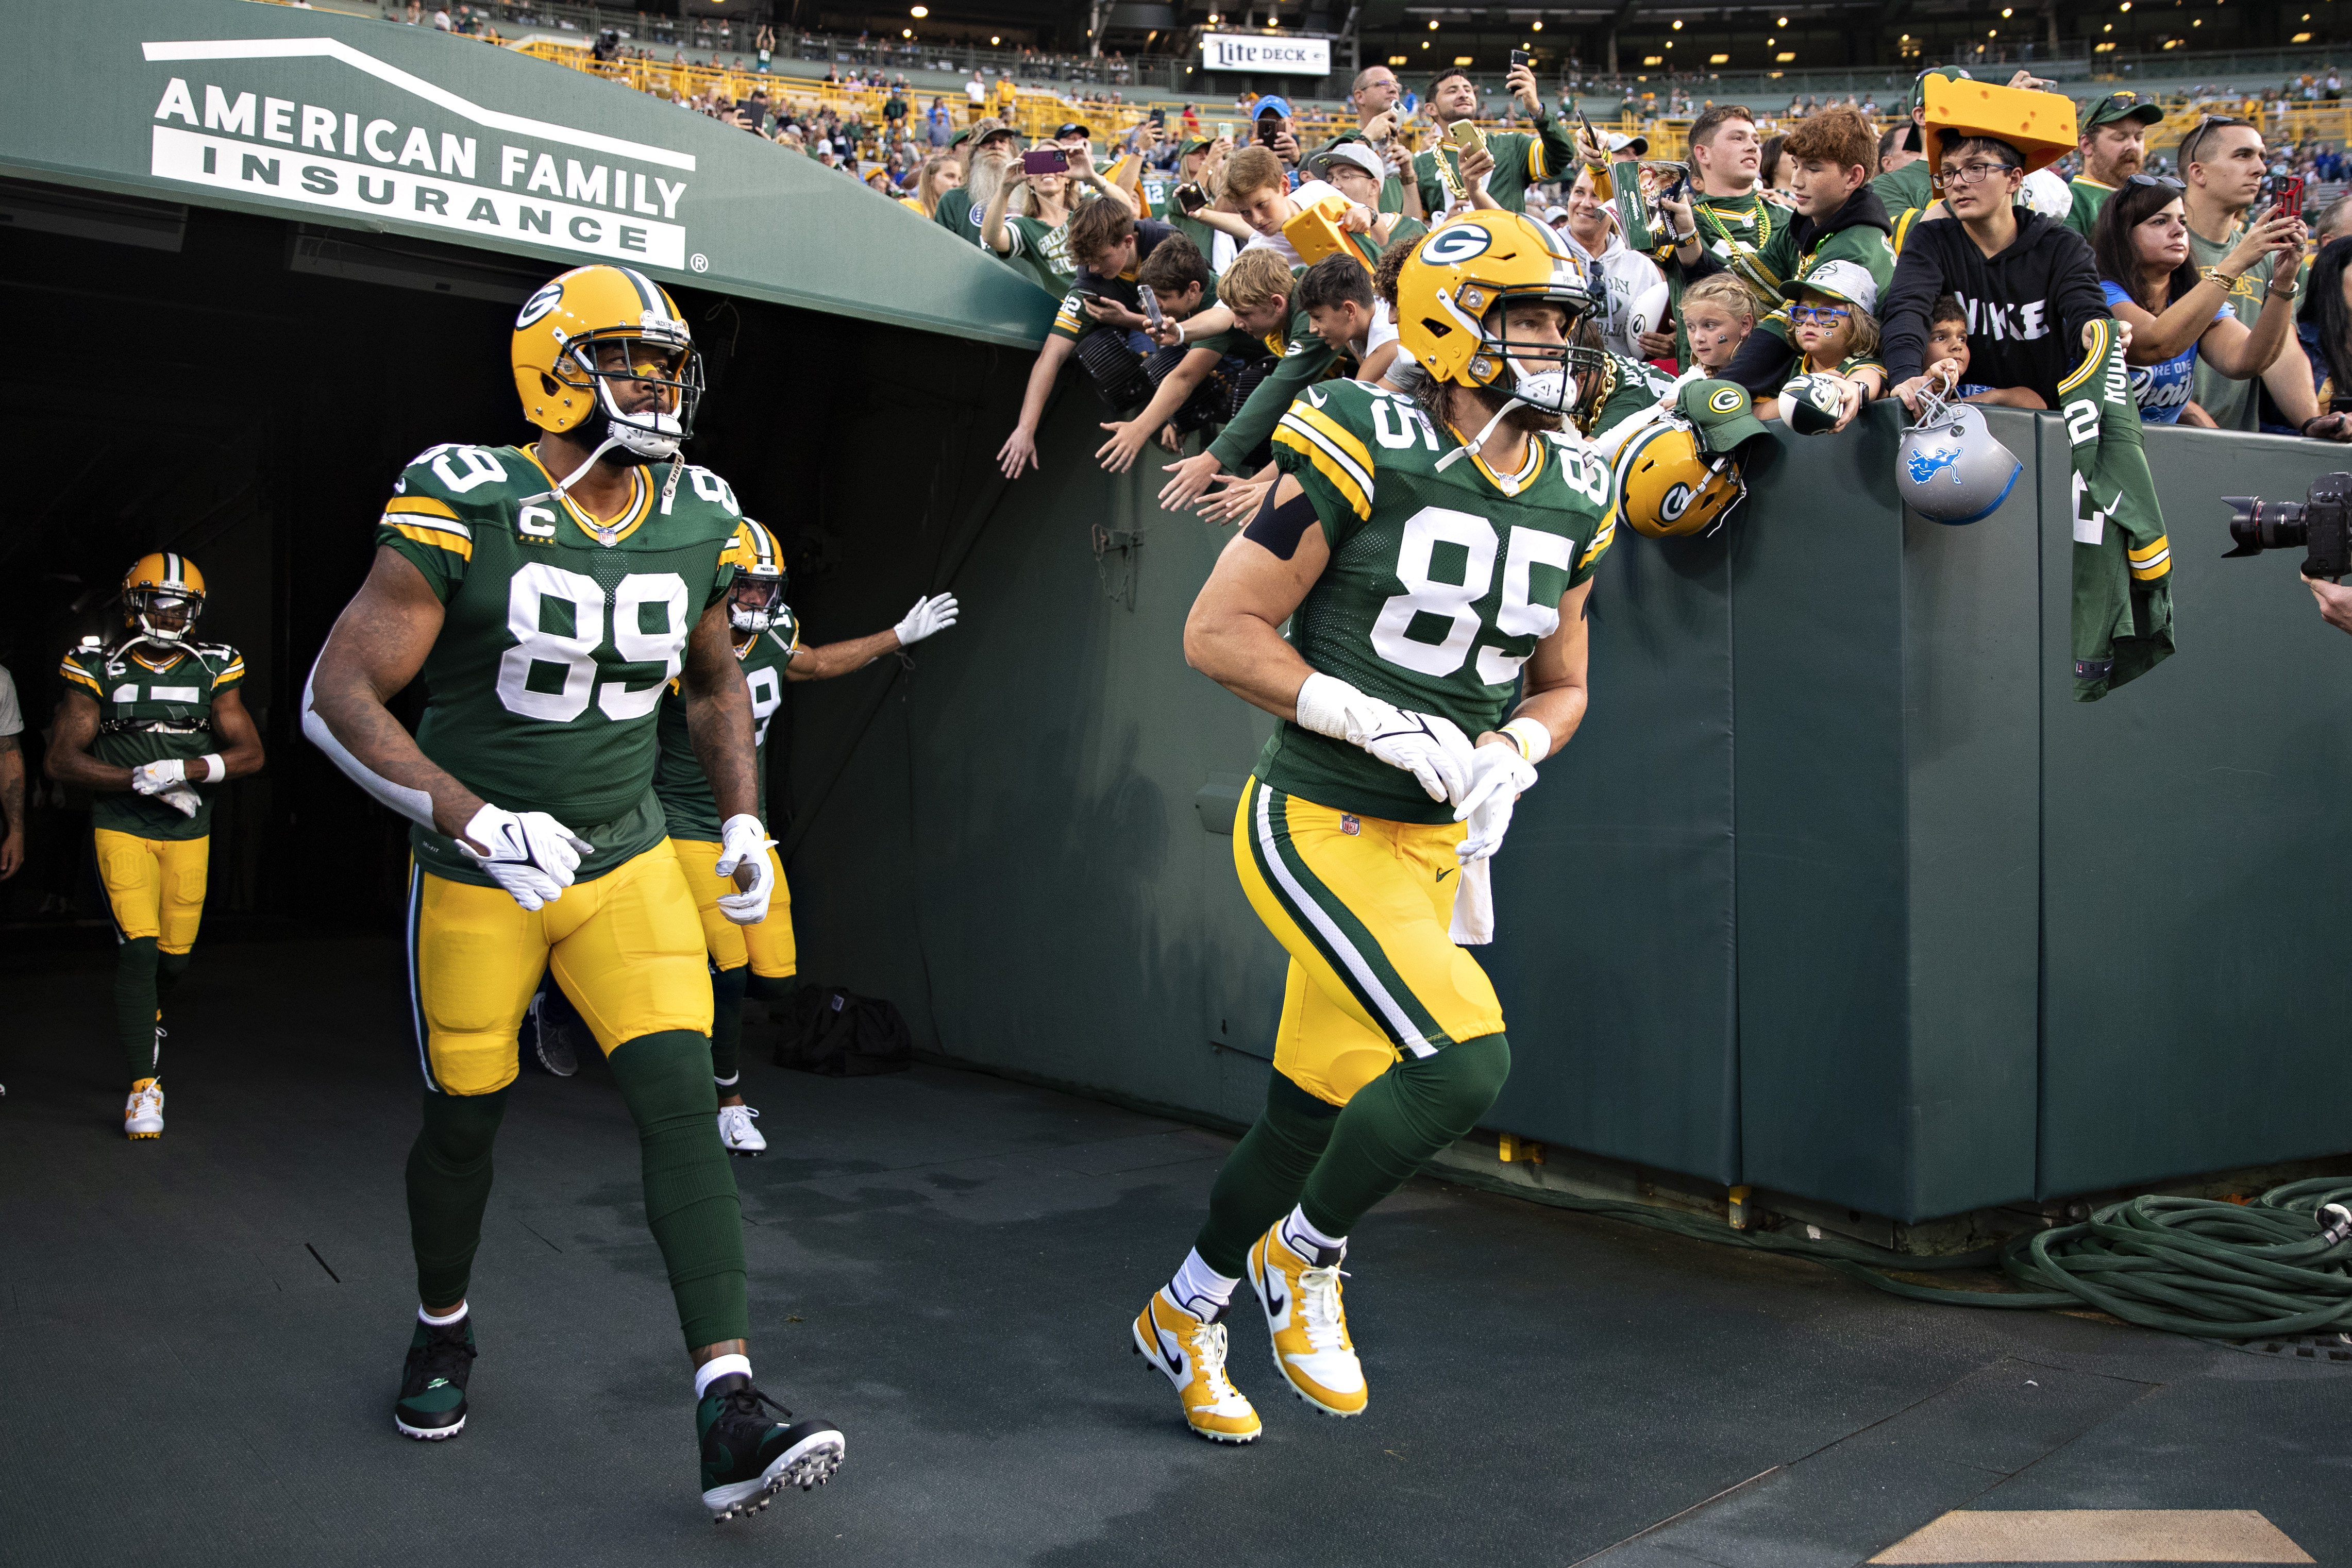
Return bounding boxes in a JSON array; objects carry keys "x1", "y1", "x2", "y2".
[
  {"x1": 1232, "y1": 775, "x2": 1506, "y2": 1108},
  {"x1": 95, "y1": 830, "x2": 210, "y2": 954},
  {"x1": 667, "y1": 837, "x2": 796, "y2": 977},
  {"x1": 406, "y1": 844, "x2": 713, "y2": 1096}
]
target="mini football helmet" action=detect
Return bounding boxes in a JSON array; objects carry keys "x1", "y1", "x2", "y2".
[
  {"x1": 1395, "y1": 211, "x2": 1604, "y2": 419},
  {"x1": 726, "y1": 519, "x2": 787, "y2": 635},
  {"x1": 1776, "y1": 374, "x2": 1845, "y2": 435},
  {"x1": 511, "y1": 264, "x2": 701, "y2": 466},
  {"x1": 1898, "y1": 382, "x2": 2022, "y2": 525},
  {"x1": 1613, "y1": 420, "x2": 1747, "y2": 539},
  {"x1": 121, "y1": 552, "x2": 206, "y2": 644}
]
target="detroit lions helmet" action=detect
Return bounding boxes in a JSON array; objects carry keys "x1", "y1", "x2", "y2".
[{"x1": 1897, "y1": 385, "x2": 2022, "y2": 525}]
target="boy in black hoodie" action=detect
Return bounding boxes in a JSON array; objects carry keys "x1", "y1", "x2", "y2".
[
  {"x1": 1669, "y1": 107, "x2": 1896, "y2": 409},
  {"x1": 1881, "y1": 133, "x2": 2112, "y2": 413}
]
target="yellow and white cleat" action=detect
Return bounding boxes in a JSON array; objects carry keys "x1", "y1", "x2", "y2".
[
  {"x1": 1248, "y1": 1225, "x2": 1366, "y2": 1417},
  {"x1": 1131, "y1": 1289, "x2": 1262, "y2": 1444},
  {"x1": 124, "y1": 1077, "x2": 165, "y2": 1140}
]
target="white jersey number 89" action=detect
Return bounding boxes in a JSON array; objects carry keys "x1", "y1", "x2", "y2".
[{"x1": 496, "y1": 563, "x2": 691, "y2": 723}]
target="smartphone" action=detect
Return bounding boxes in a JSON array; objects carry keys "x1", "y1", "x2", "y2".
[
  {"x1": 1140, "y1": 286, "x2": 1164, "y2": 329},
  {"x1": 1021, "y1": 147, "x2": 1069, "y2": 175},
  {"x1": 1149, "y1": 107, "x2": 1165, "y2": 127},
  {"x1": 1509, "y1": 48, "x2": 1532, "y2": 70},
  {"x1": 1217, "y1": 121, "x2": 1234, "y2": 141},
  {"x1": 1174, "y1": 181, "x2": 1207, "y2": 214},
  {"x1": 1577, "y1": 110, "x2": 1604, "y2": 162},
  {"x1": 1446, "y1": 119, "x2": 1487, "y2": 159},
  {"x1": 1258, "y1": 119, "x2": 1282, "y2": 148},
  {"x1": 2263, "y1": 171, "x2": 2307, "y2": 218}
]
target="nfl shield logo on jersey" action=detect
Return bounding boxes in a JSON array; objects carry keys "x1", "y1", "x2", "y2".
[{"x1": 1340, "y1": 815, "x2": 1362, "y2": 837}]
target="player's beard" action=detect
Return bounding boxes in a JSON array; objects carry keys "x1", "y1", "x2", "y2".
[{"x1": 1452, "y1": 380, "x2": 1567, "y2": 436}]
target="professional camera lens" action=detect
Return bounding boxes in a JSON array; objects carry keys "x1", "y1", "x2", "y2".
[{"x1": 2220, "y1": 496, "x2": 2308, "y2": 558}]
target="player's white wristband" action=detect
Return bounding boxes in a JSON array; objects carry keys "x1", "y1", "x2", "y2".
[
  {"x1": 198, "y1": 753, "x2": 224, "y2": 784},
  {"x1": 1500, "y1": 717, "x2": 1551, "y2": 765},
  {"x1": 1293, "y1": 672, "x2": 1370, "y2": 744}
]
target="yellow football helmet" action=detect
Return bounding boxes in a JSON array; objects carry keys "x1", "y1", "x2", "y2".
[
  {"x1": 726, "y1": 519, "x2": 787, "y2": 634},
  {"x1": 1394, "y1": 211, "x2": 1603, "y2": 416},
  {"x1": 510, "y1": 264, "x2": 700, "y2": 460},
  {"x1": 1611, "y1": 421, "x2": 1747, "y2": 539},
  {"x1": 121, "y1": 552, "x2": 206, "y2": 643}
]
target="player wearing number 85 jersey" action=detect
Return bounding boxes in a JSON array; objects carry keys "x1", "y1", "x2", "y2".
[
  {"x1": 651, "y1": 516, "x2": 961, "y2": 1154},
  {"x1": 305, "y1": 263, "x2": 843, "y2": 1519},
  {"x1": 1132, "y1": 211, "x2": 1612, "y2": 1442}
]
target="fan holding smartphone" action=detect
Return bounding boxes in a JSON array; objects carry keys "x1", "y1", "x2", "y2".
[{"x1": 1409, "y1": 61, "x2": 1578, "y2": 218}]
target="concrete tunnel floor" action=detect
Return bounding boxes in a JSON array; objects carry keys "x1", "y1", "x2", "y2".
[{"x1": 2, "y1": 935, "x2": 2345, "y2": 1568}]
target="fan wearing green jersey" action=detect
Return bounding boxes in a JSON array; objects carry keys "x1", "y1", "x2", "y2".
[
  {"x1": 1131, "y1": 211, "x2": 1614, "y2": 1443},
  {"x1": 46, "y1": 552, "x2": 266, "y2": 1141},
  {"x1": 304, "y1": 264, "x2": 844, "y2": 1521},
  {"x1": 1411, "y1": 64, "x2": 1576, "y2": 221},
  {"x1": 651, "y1": 517, "x2": 961, "y2": 1156}
]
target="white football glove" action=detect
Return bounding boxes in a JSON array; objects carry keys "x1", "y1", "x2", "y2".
[
  {"x1": 893, "y1": 593, "x2": 961, "y2": 647},
  {"x1": 157, "y1": 783, "x2": 203, "y2": 819},
  {"x1": 130, "y1": 759, "x2": 188, "y2": 796},
  {"x1": 1454, "y1": 741, "x2": 1540, "y2": 863},
  {"x1": 1294, "y1": 671, "x2": 1477, "y2": 805},
  {"x1": 713, "y1": 813, "x2": 777, "y2": 925},
  {"x1": 457, "y1": 803, "x2": 593, "y2": 912}
]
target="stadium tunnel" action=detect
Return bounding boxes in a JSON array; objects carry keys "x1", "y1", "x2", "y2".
[{"x1": 6, "y1": 0, "x2": 2351, "y2": 1241}]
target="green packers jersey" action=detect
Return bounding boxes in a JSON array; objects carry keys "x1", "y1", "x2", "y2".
[
  {"x1": 58, "y1": 637, "x2": 246, "y2": 840},
  {"x1": 375, "y1": 443, "x2": 748, "y2": 887},
  {"x1": 1871, "y1": 159, "x2": 1937, "y2": 251},
  {"x1": 1265, "y1": 380, "x2": 1616, "y2": 824},
  {"x1": 2065, "y1": 176, "x2": 2115, "y2": 239},
  {"x1": 1643, "y1": 184, "x2": 1783, "y2": 359},
  {"x1": 1000, "y1": 213, "x2": 1078, "y2": 297},
  {"x1": 1413, "y1": 121, "x2": 1575, "y2": 218},
  {"x1": 1577, "y1": 351, "x2": 1679, "y2": 440},
  {"x1": 650, "y1": 621, "x2": 798, "y2": 842}
]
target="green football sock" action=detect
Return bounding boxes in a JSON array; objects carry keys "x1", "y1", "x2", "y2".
[
  {"x1": 608, "y1": 1030, "x2": 749, "y2": 1351},
  {"x1": 710, "y1": 963, "x2": 748, "y2": 1087},
  {"x1": 114, "y1": 937, "x2": 160, "y2": 1082},
  {"x1": 406, "y1": 1085, "x2": 513, "y2": 1309},
  {"x1": 744, "y1": 972, "x2": 796, "y2": 1004},
  {"x1": 1299, "y1": 1032, "x2": 1511, "y2": 1240},
  {"x1": 1191, "y1": 1072, "x2": 1339, "y2": 1277}
]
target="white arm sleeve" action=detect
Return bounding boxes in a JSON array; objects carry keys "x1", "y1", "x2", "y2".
[{"x1": 301, "y1": 657, "x2": 438, "y2": 830}]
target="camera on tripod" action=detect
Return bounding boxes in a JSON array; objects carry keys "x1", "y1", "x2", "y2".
[{"x1": 2222, "y1": 473, "x2": 2352, "y2": 581}]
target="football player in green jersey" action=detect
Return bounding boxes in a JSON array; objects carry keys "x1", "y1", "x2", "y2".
[
  {"x1": 651, "y1": 517, "x2": 961, "y2": 1155},
  {"x1": 1131, "y1": 211, "x2": 1614, "y2": 1442},
  {"x1": 304, "y1": 264, "x2": 844, "y2": 1519},
  {"x1": 47, "y1": 552, "x2": 265, "y2": 1139}
]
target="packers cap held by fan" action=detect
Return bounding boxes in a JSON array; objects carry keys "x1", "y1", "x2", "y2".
[
  {"x1": 1677, "y1": 379, "x2": 1775, "y2": 454},
  {"x1": 1907, "y1": 65, "x2": 1972, "y2": 117},
  {"x1": 2083, "y1": 90, "x2": 2165, "y2": 129},
  {"x1": 1923, "y1": 74, "x2": 2077, "y2": 177}
]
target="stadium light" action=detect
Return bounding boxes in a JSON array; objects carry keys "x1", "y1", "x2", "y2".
[
  {"x1": 902, "y1": 28, "x2": 913, "y2": 38},
  {"x1": 1532, "y1": 19, "x2": 1543, "y2": 28},
  {"x1": 910, "y1": 5, "x2": 927, "y2": 14},
  {"x1": 1429, "y1": 18, "x2": 1439, "y2": 27},
  {"x1": 990, "y1": 34, "x2": 1000, "y2": 43},
  {"x1": 1672, "y1": 18, "x2": 1683, "y2": 28}
]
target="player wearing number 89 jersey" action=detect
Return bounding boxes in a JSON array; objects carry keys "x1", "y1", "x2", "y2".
[
  {"x1": 305, "y1": 263, "x2": 843, "y2": 1519},
  {"x1": 1133, "y1": 212, "x2": 1610, "y2": 1443},
  {"x1": 649, "y1": 516, "x2": 963, "y2": 1154}
]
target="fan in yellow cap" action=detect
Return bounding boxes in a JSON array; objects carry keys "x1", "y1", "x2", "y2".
[{"x1": 510, "y1": 263, "x2": 702, "y2": 498}]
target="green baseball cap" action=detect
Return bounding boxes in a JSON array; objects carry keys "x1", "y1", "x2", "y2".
[
  {"x1": 1907, "y1": 65, "x2": 1971, "y2": 117},
  {"x1": 2082, "y1": 90, "x2": 2164, "y2": 129},
  {"x1": 1677, "y1": 379, "x2": 1774, "y2": 454},
  {"x1": 1177, "y1": 134, "x2": 1216, "y2": 156}
]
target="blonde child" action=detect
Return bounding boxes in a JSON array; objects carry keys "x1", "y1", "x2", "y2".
[{"x1": 1679, "y1": 274, "x2": 1755, "y2": 377}]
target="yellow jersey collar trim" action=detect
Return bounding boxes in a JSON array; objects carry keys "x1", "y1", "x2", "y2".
[
  {"x1": 1444, "y1": 421, "x2": 1547, "y2": 497},
  {"x1": 518, "y1": 446, "x2": 653, "y2": 547},
  {"x1": 129, "y1": 649, "x2": 188, "y2": 674}
]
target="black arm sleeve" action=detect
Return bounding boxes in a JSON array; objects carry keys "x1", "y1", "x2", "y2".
[
  {"x1": 1723, "y1": 323, "x2": 1800, "y2": 399},
  {"x1": 1876, "y1": 235, "x2": 1948, "y2": 384},
  {"x1": 2045, "y1": 225, "x2": 2113, "y2": 353}
]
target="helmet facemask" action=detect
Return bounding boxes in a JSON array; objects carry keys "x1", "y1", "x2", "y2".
[
  {"x1": 125, "y1": 587, "x2": 200, "y2": 644},
  {"x1": 1432, "y1": 286, "x2": 1606, "y2": 468},
  {"x1": 727, "y1": 572, "x2": 784, "y2": 635},
  {"x1": 550, "y1": 326, "x2": 701, "y2": 465}
]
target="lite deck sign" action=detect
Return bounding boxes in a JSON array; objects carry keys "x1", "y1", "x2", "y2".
[
  {"x1": 141, "y1": 37, "x2": 695, "y2": 269},
  {"x1": 1198, "y1": 32, "x2": 1332, "y2": 76}
]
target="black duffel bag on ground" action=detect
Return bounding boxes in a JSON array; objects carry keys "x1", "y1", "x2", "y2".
[{"x1": 772, "y1": 984, "x2": 913, "y2": 1077}]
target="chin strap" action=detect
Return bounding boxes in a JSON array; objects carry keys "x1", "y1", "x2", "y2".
[{"x1": 1433, "y1": 395, "x2": 1528, "y2": 473}]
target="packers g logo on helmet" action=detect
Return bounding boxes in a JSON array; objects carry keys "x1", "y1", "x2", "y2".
[
  {"x1": 1613, "y1": 420, "x2": 1748, "y2": 539},
  {"x1": 1417, "y1": 225, "x2": 1493, "y2": 266}
]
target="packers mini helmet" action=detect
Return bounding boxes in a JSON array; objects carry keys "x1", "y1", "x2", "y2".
[
  {"x1": 1612, "y1": 420, "x2": 1747, "y2": 539},
  {"x1": 121, "y1": 552, "x2": 206, "y2": 643},
  {"x1": 726, "y1": 518, "x2": 787, "y2": 634},
  {"x1": 1394, "y1": 211, "x2": 1604, "y2": 417},
  {"x1": 511, "y1": 264, "x2": 701, "y2": 461}
]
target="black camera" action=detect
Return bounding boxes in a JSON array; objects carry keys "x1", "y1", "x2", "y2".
[{"x1": 2223, "y1": 473, "x2": 2352, "y2": 581}]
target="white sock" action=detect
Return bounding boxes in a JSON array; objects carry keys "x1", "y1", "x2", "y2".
[
  {"x1": 695, "y1": 1353, "x2": 752, "y2": 1400},
  {"x1": 1282, "y1": 1205, "x2": 1347, "y2": 1259},
  {"x1": 418, "y1": 1302, "x2": 467, "y2": 1326},
  {"x1": 1168, "y1": 1249, "x2": 1240, "y2": 1320}
]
